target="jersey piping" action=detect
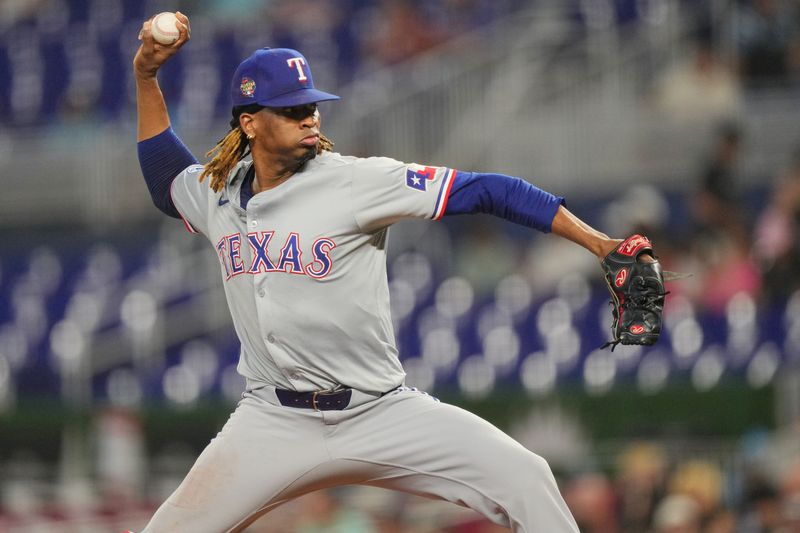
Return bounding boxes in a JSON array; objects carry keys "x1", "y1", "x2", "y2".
[{"x1": 433, "y1": 168, "x2": 457, "y2": 220}]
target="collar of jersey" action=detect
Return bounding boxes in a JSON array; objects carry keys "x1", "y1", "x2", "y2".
[{"x1": 219, "y1": 161, "x2": 252, "y2": 215}]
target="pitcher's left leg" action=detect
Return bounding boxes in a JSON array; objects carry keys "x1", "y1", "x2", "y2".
[{"x1": 327, "y1": 389, "x2": 578, "y2": 533}]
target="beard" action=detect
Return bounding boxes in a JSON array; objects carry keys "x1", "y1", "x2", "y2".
[{"x1": 294, "y1": 144, "x2": 318, "y2": 170}]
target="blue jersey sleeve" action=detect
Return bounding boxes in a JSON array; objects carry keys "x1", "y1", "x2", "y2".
[
  {"x1": 137, "y1": 127, "x2": 199, "y2": 218},
  {"x1": 443, "y1": 171, "x2": 564, "y2": 233}
]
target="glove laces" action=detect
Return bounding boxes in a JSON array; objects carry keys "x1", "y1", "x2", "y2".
[{"x1": 600, "y1": 283, "x2": 669, "y2": 351}]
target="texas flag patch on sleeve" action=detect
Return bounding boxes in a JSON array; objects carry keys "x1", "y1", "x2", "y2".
[
  {"x1": 400, "y1": 163, "x2": 457, "y2": 220},
  {"x1": 405, "y1": 164, "x2": 438, "y2": 191}
]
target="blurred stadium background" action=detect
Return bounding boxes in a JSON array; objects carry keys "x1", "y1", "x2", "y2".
[{"x1": 1, "y1": 0, "x2": 800, "y2": 531}]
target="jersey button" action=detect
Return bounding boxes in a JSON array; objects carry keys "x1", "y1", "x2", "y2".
[
  {"x1": 258, "y1": 289, "x2": 266, "y2": 297},
  {"x1": 267, "y1": 334, "x2": 275, "y2": 343},
  {"x1": 250, "y1": 220, "x2": 258, "y2": 228},
  {"x1": 290, "y1": 372, "x2": 301, "y2": 380}
]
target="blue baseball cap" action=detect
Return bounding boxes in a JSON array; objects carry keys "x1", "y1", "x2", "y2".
[{"x1": 230, "y1": 48, "x2": 340, "y2": 108}]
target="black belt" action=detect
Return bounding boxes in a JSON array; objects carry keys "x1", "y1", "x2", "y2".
[{"x1": 275, "y1": 388, "x2": 353, "y2": 411}]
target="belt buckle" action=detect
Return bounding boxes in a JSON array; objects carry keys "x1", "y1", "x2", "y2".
[{"x1": 311, "y1": 389, "x2": 334, "y2": 411}]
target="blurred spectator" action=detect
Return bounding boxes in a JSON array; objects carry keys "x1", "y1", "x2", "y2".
[
  {"x1": 687, "y1": 122, "x2": 761, "y2": 313},
  {"x1": 652, "y1": 494, "x2": 702, "y2": 533},
  {"x1": 739, "y1": 480, "x2": 783, "y2": 532},
  {"x1": 728, "y1": 0, "x2": 800, "y2": 88},
  {"x1": 563, "y1": 472, "x2": 619, "y2": 533},
  {"x1": 693, "y1": 122, "x2": 746, "y2": 237},
  {"x1": 704, "y1": 510, "x2": 737, "y2": 533},
  {"x1": 599, "y1": 184, "x2": 679, "y2": 278},
  {"x1": 359, "y1": 0, "x2": 444, "y2": 69},
  {"x1": 690, "y1": 233, "x2": 762, "y2": 314},
  {"x1": 601, "y1": 184, "x2": 671, "y2": 238},
  {"x1": 668, "y1": 460, "x2": 724, "y2": 523},
  {"x1": 94, "y1": 408, "x2": 146, "y2": 512},
  {"x1": 616, "y1": 442, "x2": 668, "y2": 531},
  {"x1": 785, "y1": 499, "x2": 800, "y2": 532},
  {"x1": 653, "y1": 29, "x2": 742, "y2": 127},
  {"x1": 777, "y1": 460, "x2": 800, "y2": 531},
  {"x1": 754, "y1": 145, "x2": 800, "y2": 304}
]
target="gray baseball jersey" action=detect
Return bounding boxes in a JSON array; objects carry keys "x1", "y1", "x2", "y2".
[
  {"x1": 170, "y1": 152, "x2": 456, "y2": 393},
  {"x1": 144, "y1": 151, "x2": 579, "y2": 533}
]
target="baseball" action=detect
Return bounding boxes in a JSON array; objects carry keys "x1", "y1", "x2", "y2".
[{"x1": 150, "y1": 12, "x2": 180, "y2": 45}]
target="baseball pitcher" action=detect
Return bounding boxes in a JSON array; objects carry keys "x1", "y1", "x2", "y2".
[{"x1": 132, "y1": 11, "x2": 664, "y2": 533}]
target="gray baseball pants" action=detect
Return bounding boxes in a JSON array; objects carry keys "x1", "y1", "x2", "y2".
[{"x1": 141, "y1": 387, "x2": 579, "y2": 532}]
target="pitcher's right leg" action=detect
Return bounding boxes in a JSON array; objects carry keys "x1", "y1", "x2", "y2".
[{"x1": 142, "y1": 392, "x2": 329, "y2": 533}]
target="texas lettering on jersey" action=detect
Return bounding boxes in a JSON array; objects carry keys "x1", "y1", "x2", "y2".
[{"x1": 215, "y1": 231, "x2": 336, "y2": 280}]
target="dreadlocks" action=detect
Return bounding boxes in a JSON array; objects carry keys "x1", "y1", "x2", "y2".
[{"x1": 199, "y1": 104, "x2": 335, "y2": 193}]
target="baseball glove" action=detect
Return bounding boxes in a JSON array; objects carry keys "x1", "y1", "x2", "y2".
[{"x1": 601, "y1": 234, "x2": 666, "y2": 349}]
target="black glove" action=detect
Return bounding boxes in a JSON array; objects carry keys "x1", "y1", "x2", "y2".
[{"x1": 600, "y1": 235, "x2": 666, "y2": 349}]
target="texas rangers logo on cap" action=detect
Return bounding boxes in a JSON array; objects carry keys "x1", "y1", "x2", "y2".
[
  {"x1": 240, "y1": 77, "x2": 256, "y2": 97},
  {"x1": 230, "y1": 48, "x2": 340, "y2": 108},
  {"x1": 286, "y1": 57, "x2": 309, "y2": 82}
]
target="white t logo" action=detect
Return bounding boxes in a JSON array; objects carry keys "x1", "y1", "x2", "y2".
[{"x1": 287, "y1": 57, "x2": 308, "y2": 81}]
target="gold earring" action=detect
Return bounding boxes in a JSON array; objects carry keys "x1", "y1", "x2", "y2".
[{"x1": 247, "y1": 134, "x2": 255, "y2": 140}]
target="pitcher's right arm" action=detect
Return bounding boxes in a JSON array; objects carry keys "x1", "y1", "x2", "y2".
[{"x1": 134, "y1": 12, "x2": 197, "y2": 217}]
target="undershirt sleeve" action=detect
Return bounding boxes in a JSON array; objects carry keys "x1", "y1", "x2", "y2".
[
  {"x1": 443, "y1": 171, "x2": 565, "y2": 233},
  {"x1": 137, "y1": 127, "x2": 199, "y2": 218}
]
